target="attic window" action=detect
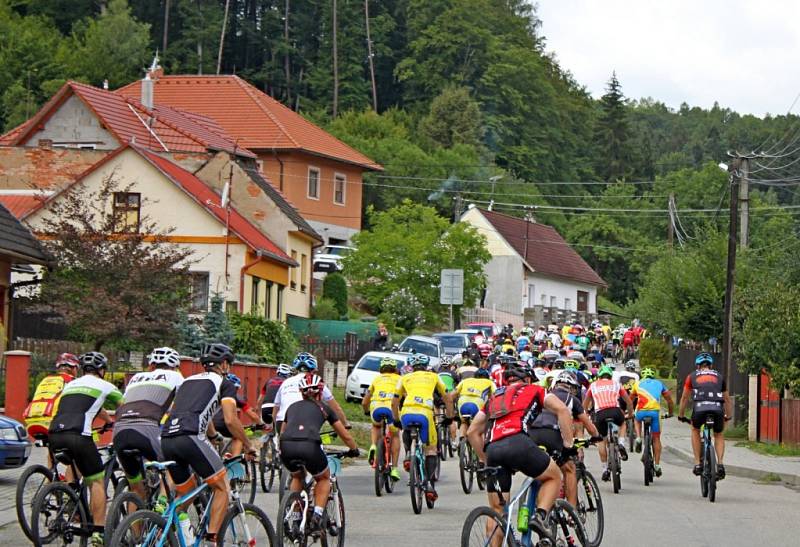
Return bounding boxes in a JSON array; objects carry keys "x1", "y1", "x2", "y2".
[{"x1": 113, "y1": 192, "x2": 141, "y2": 233}]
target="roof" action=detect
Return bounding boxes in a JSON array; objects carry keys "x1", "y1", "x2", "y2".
[
  {"x1": 0, "y1": 193, "x2": 44, "y2": 218},
  {"x1": 0, "y1": 201, "x2": 49, "y2": 264},
  {"x1": 116, "y1": 75, "x2": 381, "y2": 171},
  {"x1": 236, "y1": 160, "x2": 322, "y2": 243},
  {"x1": 475, "y1": 208, "x2": 607, "y2": 287},
  {"x1": 0, "y1": 81, "x2": 254, "y2": 158}
]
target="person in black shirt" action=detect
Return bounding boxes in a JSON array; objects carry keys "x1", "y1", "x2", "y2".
[{"x1": 280, "y1": 374, "x2": 359, "y2": 532}]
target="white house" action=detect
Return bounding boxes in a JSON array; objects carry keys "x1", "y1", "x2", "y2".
[{"x1": 460, "y1": 207, "x2": 607, "y2": 323}]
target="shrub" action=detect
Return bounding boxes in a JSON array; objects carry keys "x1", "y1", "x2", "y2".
[
  {"x1": 311, "y1": 298, "x2": 340, "y2": 320},
  {"x1": 383, "y1": 289, "x2": 423, "y2": 331},
  {"x1": 322, "y1": 273, "x2": 348, "y2": 317},
  {"x1": 228, "y1": 313, "x2": 299, "y2": 363},
  {"x1": 639, "y1": 338, "x2": 674, "y2": 378}
]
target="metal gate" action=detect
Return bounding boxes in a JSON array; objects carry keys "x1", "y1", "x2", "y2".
[{"x1": 758, "y1": 371, "x2": 781, "y2": 444}]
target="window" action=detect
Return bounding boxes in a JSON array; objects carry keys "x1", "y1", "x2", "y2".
[
  {"x1": 333, "y1": 174, "x2": 346, "y2": 205},
  {"x1": 550, "y1": 296, "x2": 557, "y2": 308},
  {"x1": 307, "y1": 167, "x2": 320, "y2": 199},
  {"x1": 276, "y1": 284, "x2": 284, "y2": 319},
  {"x1": 251, "y1": 277, "x2": 261, "y2": 312},
  {"x1": 225, "y1": 301, "x2": 238, "y2": 314},
  {"x1": 541, "y1": 294, "x2": 547, "y2": 307},
  {"x1": 265, "y1": 281, "x2": 274, "y2": 319},
  {"x1": 300, "y1": 254, "x2": 308, "y2": 292},
  {"x1": 189, "y1": 272, "x2": 210, "y2": 312},
  {"x1": 113, "y1": 192, "x2": 141, "y2": 233},
  {"x1": 290, "y1": 250, "x2": 298, "y2": 290},
  {"x1": 564, "y1": 298, "x2": 571, "y2": 311}
]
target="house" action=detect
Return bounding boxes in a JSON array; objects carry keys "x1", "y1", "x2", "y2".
[
  {"x1": 460, "y1": 207, "x2": 607, "y2": 324},
  {"x1": 116, "y1": 71, "x2": 383, "y2": 245},
  {"x1": 0, "y1": 202, "x2": 49, "y2": 351}
]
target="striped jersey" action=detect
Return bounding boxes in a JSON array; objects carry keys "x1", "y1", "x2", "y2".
[
  {"x1": 49, "y1": 374, "x2": 123, "y2": 436},
  {"x1": 117, "y1": 369, "x2": 184, "y2": 424},
  {"x1": 588, "y1": 378, "x2": 625, "y2": 411}
]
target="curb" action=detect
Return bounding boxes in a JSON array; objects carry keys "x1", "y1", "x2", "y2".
[{"x1": 664, "y1": 444, "x2": 800, "y2": 487}]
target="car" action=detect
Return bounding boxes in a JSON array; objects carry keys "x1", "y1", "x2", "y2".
[
  {"x1": 312, "y1": 245, "x2": 355, "y2": 272},
  {"x1": 455, "y1": 328, "x2": 484, "y2": 343},
  {"x1": 344, "y1": 351, "x2": 409, "y2": 402},
  {"x1": 0, "y1": 414, "x2": 32, "y2": 469},
  {"x1": 466, "y1": 322, "x2": 503, "y2": 342},
  {"x1": 397, "y1": 335, "x2": 444, "y2": 369},
  {"x1": 432, "y1": 332, "x2": 470, "y2": 357}
]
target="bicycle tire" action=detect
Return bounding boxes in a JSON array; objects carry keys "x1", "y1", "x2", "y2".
[
  {"x1": 31, "y1": 481, "x2": 89, "y2": 547},
  {"x1": 700, "y1": 442, "x2": 709, "y2": 498},
  {"x1": 409, "y1": 439, "x2": 423, "y2": 515},
  {"x1": 240, "y1": 459, "x2": 257, "y2": 505},
  {"x1": 384, "y1": 439, "x2": 395, "y2": 494},
  {"x1": 325, "y1": 483, "x2": 346, "y2": 547},
  {"x1": 643, "y1": 430, "x2": 653, "y2": 486},
  {"x1": 576, "y1": 467, "x2": 604, "y2": 547},
  {"x1": 707, "y1": 443, "x2": 717, "y2": 503},
  {"x1": 549, "y1": 498, "x2": 588, "y2": 547},
  {"x1": 105, "y1": 491, "x2": 145, "y2": 546},
  {"x1": 219, "y1": 502, "x2": 277, "y2": 546},
  {"x1": 627, "y1": 419, "x2": 636, "y2": 452},
  {"x1": 259, "y1": 442, "x2": 270, "y2": 493},
  {"x1": 458, "y1": 439, "x2": 474, "y2": 494},
  {"x1": 110, "y1": 509, "x2": 178, "y2": 547},
  {"x1": 15, "y1": 463, "x2": 54, "y2": 541},
  {"x1": 374, "y1": 438, "x2": 385, "y2": 497},
  {"x1": 609, "y1": 443, "x2": 621, "y2": 494},
  {"x1": 437, "y1": 423, "x2": 447, "y2": 462},
  {"x1": 447, "y1": 430, "x2": 456, "y2": 458},
  {"x1": 279, "y1": 465, "x2": 291, "y2": 502},
  {"x1": 277, "y1": 490, "x2": 308, "y2": 547},
  {"x1": 460, "y1": 506, "x2": 518, "y2": 547}
]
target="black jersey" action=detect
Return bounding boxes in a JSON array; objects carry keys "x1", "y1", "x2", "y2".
[
  {"x1": 162, "y1": 371, "x2": 237, "y2": 439},
  {"x1": 531, "y1": 387, "x2": 583, "y2": 430},
  {"x1": 281, "y1": 399, "x2": 338, "y2": 443}
]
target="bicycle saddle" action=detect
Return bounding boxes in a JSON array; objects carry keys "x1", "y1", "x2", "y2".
[
  {"x1": 52, "y1": 449, "x2": 74, "y2": 466},
  {"x1": 145, "y1": 460, "x2": 177, "y2": 470}
]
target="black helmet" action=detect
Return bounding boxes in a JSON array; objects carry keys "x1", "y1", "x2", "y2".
[
  {"x1": 504, "y1": 363, "x2": 531, "y2": 382},
  {"x1": 200, "y1": 343, "x2": 235, "y2": 367},
  {"x1": 80, "y1": 352, "x2": 108, "y2": 373}
]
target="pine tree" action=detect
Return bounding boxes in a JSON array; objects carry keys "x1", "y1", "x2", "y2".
[
  {"x1": 175, "y1": 310, "x2": 203, "y2": 356},
  {"x1": 594, "y1": 72, "x2": 633, "y2": 182},
  {"x1": 202, "y1": 293, "x2": 233, "y2": 345}
]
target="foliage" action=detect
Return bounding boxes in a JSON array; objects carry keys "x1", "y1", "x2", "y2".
[
  {"x1": 38, "y1": 174, "x2": 193, "y2": 351},
  {"x1": 638, "y1": 338, "x2": 674, "y2": 378},
  {"x1": 322, "y1": 272, "x2": 348, "y2": 317},
  {"x1": 419, "y1": 86, "x2": 483, "y2": 148},
  {"x1": 594, "y1": 72, "x2": 633, "y2": 182},
  {"x1": 202, "y1": 293, "x2": 233, "y2": 345},
  {"x1": 174, "y1": 310, "x2": 203, "y2": 356},
  {"x1": 228, "y1": 313, "x2": 299, "y2": 364},
  {"x1": 311, "y1": 298, "x2": 340, "y2": 320},
  {"x1": 382, "y1": 288, "x2": 424, "y2": 331}
]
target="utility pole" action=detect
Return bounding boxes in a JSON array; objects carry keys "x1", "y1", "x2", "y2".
[
  {"x1": 163, "y1": 0, "x2": 170, "y2": 53},
  {"x1": 667, "y1": 192, "x2": 675, "y2": 248},
  {"x1": 721, "y1": 160, "x2": 739, "y2": 420},
  {"x1": 453, "y1": 193, "x2": 463, "y2": 222},
  {"x1": 739, "y1": 157, "x2": 750, "y2": 248},
  {"x1": 364, "y1": 0, "x2": 378, "y2": 111},
  {"x1": 216, "y1": 0, "x2": 231, "y2": 75},
  {"x1": 332, "y1": 0, "x2": 339, "y2": 117},
  {"x1": 284, "y1": 0, "x2": 291, "y2": 104}
]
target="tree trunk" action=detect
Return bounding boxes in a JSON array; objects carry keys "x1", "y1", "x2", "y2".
[
  {"x1": 284, "y1": 0, "x2": 291, "y2": 103},
  {"x1": 217, "y1": 0, "x2": 231, "y2": 75},
  {"x1": 332, "y1": 0, "x2": 339, "y2": 117}
]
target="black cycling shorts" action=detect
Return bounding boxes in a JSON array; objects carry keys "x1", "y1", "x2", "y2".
[
  {"x1": 280, "y1": 440, "x2": 328, "y2": 476},
  {"x1": 692, "y1": 407, "x2": 725, "y2": 433},
  {"x1": 48, "y1": 432, "x2": 105, "y2": 481},
  {"x1": 593, "y1": 407, "x2": 624, "y2": 437},
  {"x1": 485, "y1": 434, "x2": 551, "y2": 493},
  {"x1": 161, "y1": 435, "x2": 224, "y2": 487},
  {"x1": 528, "y1": 428, "x2": 567, "y2": 466},
  {"x1": 112, "y1": 424, "x2": 162, "y2": 479}
]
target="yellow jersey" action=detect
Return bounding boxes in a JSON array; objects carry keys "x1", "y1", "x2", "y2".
[
  {"x1": 454, "y1": 378, "x2": 495, "y2": 407},
  {"x1": 366, "y1": 373, "x2": 401, "y2": 410},
  {"x1": 396, "y1": 371, "x2": 446, "y2": 412}
]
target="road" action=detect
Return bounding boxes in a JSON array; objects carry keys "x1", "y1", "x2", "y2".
[{"x1": 2, "y1": 444, "x2": 799, "y2": 545}]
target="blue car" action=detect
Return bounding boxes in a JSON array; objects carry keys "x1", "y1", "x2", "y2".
[{"x1": 0, "y1": 414, "x2": 32, "y2": 469}]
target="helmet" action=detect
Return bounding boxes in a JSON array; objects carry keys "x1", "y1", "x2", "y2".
[
  {"x1": 640, "y1": 367, "x2": 656, "y2": 379},
  {"x1": 553, "y1": 359, "x2": 565, "y2": 370},
  {"x1": 55, "y1": 353, "x2": 79, "y2": 370},
  {"x1": 413, "y1": 354, "x2": 430, "y2": 370},
  {"x1": 299, "y1": 373, "x2": 324, "y2": 399},
  {"x1": 555, "y1": 370, "x2": 580, "y2": 389},
  {"x1": 379, "y1": 356, "x2": 398, "y2": 373},
  {"x1": 276, "y1": 363, "x2": 293, "y2": 378},
  {"x1": 200, "y1": 343, "x2": 235, "y2": 367},
  {"x1": 474, "y1": 368, "x2": 490, "y2": 379},
  {"x1": 625, "y1": 361, "x2": 637, "y2": 372},
  {"x1": 504, "y1": 363, "x2": 531, "y2": 382},
  {"x1": 695, "y1": 352, "x2": 714, "y2": 368},
  {"x1": 293, "y1": 352, "x2": 318, "y2": 372},
  {"x1": 226, "y1": 373, "x2": 242, "y2": 389},
  {"x1": 80, "y1": 352, "x2": 108, "y2": 373},
  {"x1": 598, "y1": 365, "x2": 613, "y2": 379},
  {"x1": 564, "y1": 360, "x2": 579, "y2": 370},
  {"x1": 148, "y1": 347, "x2": 180, "y2": 368}
]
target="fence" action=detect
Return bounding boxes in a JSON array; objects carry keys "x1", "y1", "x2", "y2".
[
  {"x1": 461, "y1": 306, "x2": 523, "y2": 330},
  {"x1": 781, "y1": 398, "x2": 800, "y2": 446},
  {"x1": 523, "y1": 307, "x2": 611, "y2": 328},
  {"x1": 297, "y1": 332, "x2": 370, "y2": 364},
  {"x1": 287, "y1": 315, "x2": 377, "y2": 341}
]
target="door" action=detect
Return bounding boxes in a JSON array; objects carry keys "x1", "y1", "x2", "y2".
[
  {"x1": 527, "y1": 284, "x2": 536, "y2": 308},
  {"x1": 576, "y1": 290, "x2": 588, "y2": 312},
  {"x1": 758, "y1": 370, "x2": 781, "y2": 443}
]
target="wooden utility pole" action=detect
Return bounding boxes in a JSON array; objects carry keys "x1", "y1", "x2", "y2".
[
  {"x1": 163, "y1": 0, "x2": 170, "y2": 53},
  {"x1": 332, "y1": 0, "x2": 339, "y2": 117},
  {"x1": 721, "y1": 160, "x2": 739, "y2": 417},
  {"x1": 739, "y1": 157, "x2": 750, "y2": 248},
  {"x1": 365, "y1": 0, "x2": 378, "y2": 111},
  {"x1": 284, "y1": 0, "x2": 291, "y2": 103},
  {"x1": 667, "y1": 192, "x2": 675, "y2": 248},
  {"x1": 216, "y1": 0, "x2": 231, "y2": 75}
]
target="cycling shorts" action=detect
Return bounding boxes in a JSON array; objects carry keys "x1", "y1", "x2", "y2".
[
  {"x1": 691, "y1": 407, "x2": 724, "y2": 433},
  {"x1": 161, "y1": 435, "x2": 225, "y2": 490},
  {"x1": 528, "y1": 428, "x2": 568, "y2": 466},
  {"x1": 635, "y1": 409, "x2": 662, "y2": 434},
  {"x1": 371, "y1": 406, "x2": 396, "y2": 428},
  {"x1": 400, "y1": 410, "x2": 435, "y2": 448},
  {"x1": 280, "y1": 439, "x2": 328, "y2": 476},
  {"x1": 48, "y1": 432, "x2": 105, "y2": 482},
  {"x1": 458, "y1": 402, "x2": 480, "y2": 419},
  {"x1": 112, "y1": 422, "x2": 163, "y2": 480},
  {"x1": 485, "y1": 434, "x2": 551, "y2": 492},
  {"x1": 261, "y1": 403, "x2": 275, "y2": 424},
  {"x1": 593, "y1": 407, "x2": 624, "y2": 437}
]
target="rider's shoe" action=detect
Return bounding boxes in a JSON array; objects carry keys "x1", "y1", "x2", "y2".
[
  {"x1": 693, "y1": 464, "x2": 702, "y2": 476},
  {"x1": 634, "y1": 438, "x2": 642, "y2": 453},
  {"x1": 90, "y1": 532, "x2": 104, "y2": 547},
  {"x1": 368, "y1": 444, "x2": 376, "y2": 467},
  {"x1": 451, "y1": 440, "x2": 459, "y2": 452},
  {"x1": 403, "y1": 456, "x2": 411, "y2": 472},
  {"x1": 327, "y1": 514, "x2": 339, "y2": 537},
  {"x1": 618, "y1": 443, "x2": 629, "y2": 461},
  {"x1": 390, "y1": 467, "x2": 401, "y2": 481},
  {"x1": 716, "y1": 464, "x2": 726, "y2": 480},
  {"x1": 601, "y1": 469, "x2": 611, "y2": 482},
  {"x1": 308, "y1": 512, "x2": 324, "y2": 534},
  {"x1": 424, "y1": 482, "x2": 438, "y2": 502},
  {"x1": 654, "y1": 464, "x2": 662, "y2": 477}
]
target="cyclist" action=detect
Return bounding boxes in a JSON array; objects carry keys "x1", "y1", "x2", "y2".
[
  {"x1": 678, "y1": 352, "x2": 732, "y2": 480},
  {"x1": 583, "y1": 365, "x2": 632, "y2": 481},
  {"x1": 257, "y1": 363, "x2": 293, "y2": 430},
  {"x1": 281, "y1": 373, "x2": 359, "y2": 532},
  {"x1": 113, "y1": 347, "x2": 184, "y2": 507},
  {"x1": 210, "y1": 373, "x2": 263, "y2": 455},
  {"x1": 161, "y1": 343, "x2": 255, "y2": 546},
  {"x1": 456, "y1": 351, "x2": 478, "y2": 379},
  {"x1": 24, "y1": 353, "x2": 80, "y2": 441},
  {"x1": 362, "y1": 357, "x2": 402, "y2": 482},
  {"x1": 632, "y1": 368, "x2": 674, "y2": 477},
  {"x1": 391, "y1": 353, "x2": 453, "y2": 502},
  {"x1": 466, "y1": 363, "x2": 573, "y2": 526},
  {"x1": 48, "y1": 352, "x2": 122, "y2": 546},
  {"x1": 451, "y1": 367, "x2": 495, "y2": 441},
  {"x1": 438, "y1": 361, "x2": 459, "y2": 451}
]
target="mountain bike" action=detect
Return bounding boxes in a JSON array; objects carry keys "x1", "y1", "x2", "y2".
[
  {"x1": 605, "y1": 417, "x2": 623, "y2": 494},
  {"x1": 574, "y1": 452, "x2": 603, "y2": 547},
  {"x1": 405, "y1": 421, "x2": 436, "y2": 514},
  {"x1": 640, "y1": 415, "x2": 670, "y2": 486},
  {"x1": 457, "y1": 421, "x2": 485, "y2": 495},
  {"x1": 215, "y1": 423, "x2": 264, "y2": 504},
  {"x1": 110, "y1": 454, "x2": 275, "y2": 546},
  {"x1": 624, "y1": 414, "x2": 636, "y2": 453},
  {"x1": 435, "y1": 405, "x2": 452, "y2": 463},
  {"x1": 679, "y1": 415, "x2": 722, "y2": 502},
  {"x1": 260, "y1": 427, "x2": 282, "y2": 493},
  {"x1": 16, "y1": 453, "x2": 61, "y2": 541},
  {"x1": 373, "y1": 415, "x2": 396, "y2": 497}
]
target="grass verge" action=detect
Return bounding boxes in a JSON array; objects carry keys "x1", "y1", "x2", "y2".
[
  {"x1": 331, "y1": 386, "x2": 370, "y2": 425},
  {"x1": 735, "y1": 440, "x2": 800, "y2": 457}
]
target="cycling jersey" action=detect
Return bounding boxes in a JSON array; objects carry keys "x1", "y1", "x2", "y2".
[
  {"x1": 454, "y1": 377, "x2": 495, "y2": 409},
  {"x1": 211, "y1": 394, "x2": 250, "y2": 437},
  {"x1": 490, "y1": 365, "x2": 507, "y2": 388},
  {"x1": 161, "y1": 371, "x2": 237, "y2": 440},
  {"x1": 396, "y1": 370, "x2": 446, "y2": 412},
  {"x1": 485, "y1": 383, "x2": 546, "y2": 443},
  {"x1": 438, "y1": 372, "x2": 457, "y2": 392},
  {"x1": 116, "y1": 369, "x2": 184, "y2": 424},
  {"x1": 622, "y1": 330, "x2": 635, "y2": 347},
  {"x1": 456, "y1": 364, "x2": 478, "y2": 379},
  {"x1": 532, "y1": 387, "x2": 583, "y2": 430},
  {"x1": 684, "y1": 369, "x2": 726, "y2": 410},
  {"x1": 24, "y1": 372, "x2": 75, "y2": 438},
  {"x1": 366, "y1": 373, "x2": 400, "y2": 411},
  {"x1": 612, "y1": 371, "x2": 639, "y2": 391},
  {"x1": 260, "y1": 376, "x2": 285, "y2": 406},
  {"x1": 274, "y1": 373, "x2": 334, "y2": 422},
  {"x1": 588, "y1": 378, "x2": 626, "y2": 411},
  {"x1": 632, "y1": 378, "x2": 669, "y2": 411},
  {"x1": 49, "y1": 374, "x2": 123, "y2": 436}
]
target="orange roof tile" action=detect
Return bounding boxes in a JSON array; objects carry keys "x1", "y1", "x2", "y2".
[
  {"x1": 0, "y1": 194, "x2": 43, "y2": 218},
  {"x1": 116, "y1": 75, "x2": 382, "y2": 171}
]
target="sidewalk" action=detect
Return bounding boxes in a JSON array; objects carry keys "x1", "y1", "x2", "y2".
[{"x1": 661, "y1": 418, "x2": 800, "y2": 487}]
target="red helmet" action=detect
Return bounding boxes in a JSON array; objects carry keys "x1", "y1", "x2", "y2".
[{"x1": 55, "y1": 353, "x2": 79, "y2": 369}]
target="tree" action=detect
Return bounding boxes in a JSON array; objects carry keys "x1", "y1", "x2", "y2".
[
  {"x1": 342, "y1": 200, "x2": 490, "y2": 323},
  {"x1": 322, "y1": 272, "x2": 348, "y2": 317},
  {"x1": 419, "y1": 86, "x2": 483, "y2": 148},
  {"x1": 38, "y1": 174, "x2": 193, "y2": 351},
  {"x1": 594, "y1": 72, "x2": 633, "y2": 182},
  {"x1": 228, "y1": 313, "x2": 299, "y2": 363},
  {"x1": 202, "y1": 293, "x2": 233, "y2": 345}
]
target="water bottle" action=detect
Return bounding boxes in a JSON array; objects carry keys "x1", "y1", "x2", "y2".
[
  {"x1": 178, "y1": 512, "x2": 194, "y2": 544},
  {"x1": 517, "y1": 505, "x2": 530, "y2": 533}
]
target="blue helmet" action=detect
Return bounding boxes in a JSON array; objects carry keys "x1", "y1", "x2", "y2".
[
  {"x1": 226, "y1": 373, "x2": 242, "y2": 389},
  {"x1": 695, "y1": 352, "x2": 714, "y2": 368},
  {"x1": 413, "y1": 354, "x2": 430, "y2": 369},
  {"x1": 293, "y1": 352, "x2": 318, "y2": 372},
  {"x1": 474, "y1": 368, "x2": 490, "y2": 379}
]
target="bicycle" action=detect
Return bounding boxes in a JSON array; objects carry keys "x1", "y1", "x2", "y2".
[
  {"x1": 16, "y1": 442, "x2": 61, "y2": 542},
  {"x1": 110, "y1": 454, "x2": 276, "y2": 546},
  {"x1": 624, "y1": 414, "x2": 636, "y2": 454},
  {"x1": 573, "y1": 444, "x2": 603, "y2": 547},
  {"x1": 679, "y1": 415, "x2": 721, "y2": 502},
  {"x1": 457, "y1": 418, "x2": 485, "y2": 495},
  {"x1": 373, "y1": 415, "x2": 396, "y2": 497},
  {"x1": 405, "y1": 422, "x2": 436, "y2": 514},
  {"x1": 604, "y1": 417, "x2": 623, "y2": 494},
  {"x1": 215, "y1": 423, "x2": 264, "y2": 504},
  {"x1": 640, "y1": 414, "x2": 670, "y2": 486},
  {"x1": 259, "y1": 427, "x2": 283, "y2": 494},
  {"x1": 435, "y1": 405, "x2": 452, "y2": 463}
]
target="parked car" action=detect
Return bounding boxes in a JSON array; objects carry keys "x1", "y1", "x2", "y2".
[
  {"x1": 313, "y1": 245, "x2": 355, "y2": 272},
  {"x1": 432, "y1": 332, "x2": 470, "y2": 357},
  {"x1": 0, "y1": 414, "x2": 32, "y2": 469},
  {"x1": 466, "y1": 322, "x2": 503, "y2": 342},
  {"x1": 455, "y1": 328, "x2": 484, "y2": 344},
  {"x1": 344, "y1": 351, "x2": 408, "y2": 402},
  {"x1": 397, "y1": 335, "x2": 444, "y2": 369}
]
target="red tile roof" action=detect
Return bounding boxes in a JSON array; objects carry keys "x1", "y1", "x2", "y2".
[
  {"x1": 477, "y1": 209, "x2": 607, "y2": 287},
  {"x1": 116, "y1": 75, "x2": 382, "y2": 170},
  {"x1": 0, "y1": 194, "x2": 44, "y2": 218},
  {"x1": 1, "y1": 81, "x2": 254, "y2": 158}
]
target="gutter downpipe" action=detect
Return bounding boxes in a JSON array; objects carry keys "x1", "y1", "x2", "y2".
[
  {"x1": 239, "y1": 250, "x2": 264, "y2": 313},
  {"x1": 272, "y1": 149, "x2": 285, "y2": 192}
]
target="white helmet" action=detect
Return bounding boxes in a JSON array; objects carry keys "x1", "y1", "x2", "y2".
[
  {"x1": 276, "y1": 363, "x2": 293, "y2": 377},
  {"x1": 148, "y1": 347, "x2": 180, "y2": 368}
]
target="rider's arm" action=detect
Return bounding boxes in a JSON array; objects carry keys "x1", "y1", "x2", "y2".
[
  {"x1": 544, "y1": 393, "x2": 574, "y2": 449},
  {"x1": 332, "y1": 419, "x2": 358, "y2": 451},
  {"x1": 391, "y1": 379, "x2": 405, "y2": 422},
  {"x1": 361, "y1": 391, "x2": 372, "y2": 413},
  {"x1": 663, "y1": 390, "x2": 675, "y2": 415},
  {"x1": 620, "y1": 388, "x2": 633, "y2": 416},
  {"x1": 467, "y1": 411, "x2": 487, "y2": 462},
  {"x1": 577, "y1": 411, "x2": 600, "y2": 437},
  {"x1": 678, "y1": 375, "x2": 692, "y2": 418},
  {"x1": 582, "y1": 389, "x2": 594, "y2": 412},
  {"x1": 97, "y1": 408, "x2": 114, "y2": 426},
  {"x1": 723, "y1": 390, "x2": 732, "y2": 421}
]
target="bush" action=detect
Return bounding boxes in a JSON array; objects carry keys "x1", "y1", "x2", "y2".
[
  {"x1": 228, "y1": 313, "x2": 299, "y2": 363},
  {"x1": 383, "y1": 288, "x2": 423, "y2": 331},
  {"x1": 639, "y1": 338, "x2": 674, "y2": 378},
  {"x1": 322, "y1": 273, "x2": 348, "y2": 317},
  {"x1": 311, "y1": 298, "x2": 341, "y2": 320}
]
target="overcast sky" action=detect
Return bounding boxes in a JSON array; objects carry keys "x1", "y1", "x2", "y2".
[{"x1": 536, "y1": 1, "x2": 800, "y2": 117}]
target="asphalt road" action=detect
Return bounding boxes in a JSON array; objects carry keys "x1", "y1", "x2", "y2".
[{"x1": 2, "y1": 444, "x2": 799, "y2": 545}]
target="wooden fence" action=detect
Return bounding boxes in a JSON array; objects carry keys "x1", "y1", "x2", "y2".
[{"x1": 781, "y1": 399, "x2": 800, "y2": 446}]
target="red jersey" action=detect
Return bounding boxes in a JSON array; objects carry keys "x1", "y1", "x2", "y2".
[
  {"x1": 485, "y1": 383, "x2": 546, "y2": 443},
  {"x1": 589, "y1": 378, "x2": 626, "y2": 411}
]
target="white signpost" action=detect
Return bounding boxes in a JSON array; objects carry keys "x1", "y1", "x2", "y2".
[{"x1": 440, "y1": 269, "x2": 464, "y2": 331}]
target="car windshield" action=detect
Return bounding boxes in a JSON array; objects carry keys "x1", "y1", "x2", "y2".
[
  {"x1": 470, "y1": 325, "x2": 493, "y2": 338},
  {"x1": 435, "y1": 335, "x2": 466, "y2": 349},
  {"x1": 357, "y1": 355, "x2": 403, "y2": 372},
  {"x1": 324, "y1": 246, "x2": 350, "y2": 256},
  {"x1": 399, "y1": 339, "x2": 439, "y2": 357}
]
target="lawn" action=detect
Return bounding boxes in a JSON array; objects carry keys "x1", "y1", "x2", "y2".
[
  {"x1": 331, "y1": 386, "x2": 370, "y2": 424},
  {"x1": 735, "y1": 441, "x2": 800, "y2": 457}
]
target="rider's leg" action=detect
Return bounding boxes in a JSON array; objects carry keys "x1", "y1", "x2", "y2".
[
  {"x1": 87, "y1": 476, "x2": 108, "y2": 525},
  {"x1": 598, "y1": 439, "x2": 608, "y2": 464},
  {"x1": 391, "y1": 431, "x2": 401, "y2": 466},
  {"x1": 206, "y1": 474, "x2": 231, "y2": 536},
  {"x1": 713, "y1": 431, "x2": 725, "y2": 465},
  {"x1": 652, "y1": 433, "x2": 662, "y2": 465},
  {"x1": 228, "y1": 438, "x2": 243, "y2": 456},
  {"x1": 560, "y1": 460, "x2": 578, "y2": 507},
  {"x1": 312, "y1": 469, "x2": 332, "y2": 512},
  {"x1": 535, "y1": 460, "x2": 563, "y2": 514},
  {"x1": 370, "y1": 423, "x2": 381, "y2": 447},
  {"x1": 690, "y1": 428, "x2": 702, "y2": 465},
  {"x1": 290, "y1": 470, "x2": 305, "y2": 492}
]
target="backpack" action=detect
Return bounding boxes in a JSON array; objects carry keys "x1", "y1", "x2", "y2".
[
  {"x1": 24, "y1": 374, "x2": 70, "y2": 421},
  {"x1": 485, "y1": 383, "x2": 544, "y2": 444}
]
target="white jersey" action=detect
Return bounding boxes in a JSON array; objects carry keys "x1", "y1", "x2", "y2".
[
  {"x1": 549, "y1": 333, "x2": 562, "y2": 348},
  {"x1": 613, "y1": 371, "x2": 639, "y2": 390},
  {"x1": 275, "y1": 373, "x2": 334, "y2": 421}
]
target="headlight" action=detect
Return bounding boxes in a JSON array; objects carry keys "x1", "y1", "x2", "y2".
[{"x1": 0, "y1": 428, "x2": 19, "y2": 441}]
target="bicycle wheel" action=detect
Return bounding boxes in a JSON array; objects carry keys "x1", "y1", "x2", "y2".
[
  {"x1": 609, "y1": 444, "x2": 621, "y2": 494},
  {"x1": 31, "y1": 481, "x2": 89, "y2": 547},
  {"x1": 105, "y1": 491, "x2": 145, "y2": 547},
  {"x1": 383, "y1": 439, "x2": 395, "y2": 494},
  {"x1": 409, "y1": 442, "x2": 423, "y2": 515},
  {"x1": 240, "y1": 459, "x2": 257, "y2": 505},
  {"x1": 476, "y1": 451, "x2": 486, "y2": 491},
  {"x1": 374, "y1": 439, "x2": 385, "y2": 497},
  {"x1": 576, "y1": 468, "x2": 604, "y2": 547},
  {"x1": 459, "y1": 439, "x2": 474, "y2": 494},
  {"x1": 447, "y1": 430, "x2": 456, "y2": 458},
  {"x1": 279, "y1": 465, "x2": 292, "y2": 502},
  {"x1": 219, "y1": 502, "x2": 277, "y2": 546},
  {"x1": 110, "y1": 509, "x2": 178, "y2": 547},
  {"x1": 437, "y1": 423, "x2": 447, "y2": 462},
  {"x1": 460, "y1": 506, "x2": 516, "y2": 547},
  {"x1": 325, "y1": 483, "x2": 346, "y2": 547},
  {"x1": 259, "y1": 442, "x2": 271, "y2": 493},
  {"x1": 643, "y1": 432, "x2": 653, "y2": 486},
  {"x1": 700, "y1": 445, "x2": 709, "y2": 498},
  {"x1": 277, "y1": 490, "x2": 308, "y2": 547},
  {"x1": 15, "y1": 463, "x2": 54, "y2": 541},
  {"x1": 707, "y1": 443, "x2": 717, "y2": 503},
  {"x1": 549, "y1": 499, "x2": 588, "y2": 547},
  {"x1": 627, "y1": 419, "x2": 636, "y2": 452}
]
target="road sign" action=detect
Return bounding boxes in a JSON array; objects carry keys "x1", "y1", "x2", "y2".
[{"x1": 440, "y1": 269, "x2": 464, "y2": 305}]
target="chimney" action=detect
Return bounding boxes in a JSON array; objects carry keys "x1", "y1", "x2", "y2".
[
  {"x1": 147, "y1": 52, "x2": 163, "y2": 80},
  {"x1": 102, "y1": 79, "x2": 109, "y2": 90},
  {"x1": 141, "y1": 73, "x2": 154, "y2": 110}
]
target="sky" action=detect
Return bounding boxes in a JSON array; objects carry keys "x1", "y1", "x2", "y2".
[{"x1": 536, "y1": 0, "x2": 800, "y2": 118}]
